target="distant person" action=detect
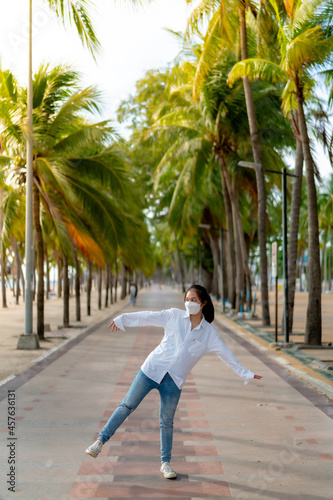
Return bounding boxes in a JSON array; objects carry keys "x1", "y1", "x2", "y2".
[
  {"x1": 86, "y1": 284, "x2": 262, "y2": 479},
  {"x1": 129, "y1": 283, "x2": 136, "y2": 305}
]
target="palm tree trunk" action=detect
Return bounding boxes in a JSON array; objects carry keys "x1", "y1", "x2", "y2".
[
  {"x1": 295, "y1": 83, "x2": 322, "y2": 345},
  {"x1": 120, "y1": 261, "x2": 127, "y2": 300},
  {"x1": 209, "y1": 231, "x2": 220, "y2": 297},
  {"x1": 73, "y1": 245, "x2": 81, "y2": 322},
  {"x1": 227, "y1": 171, "x2": 252, "y2": 310},
  {"x1": 105, "y1": 263, "x2": 110, "y2": 307},
  {"x1": 114, "y1": 260, "x2": 118, "y2": 302},
  {"x1": 63, "y1": 255, "x2": 70, "y2": 328},
  {"x1": 20, "y1": 252, "x2": 25, "y2": 302},
  {"x1": 322, "y1": 241, "x2": 327, "y2": 291},
  {"x1": 98, "y1": 266, "x2": 102, "y2": 310},
  {"x1": 0, "y1": 187, "x2": 6, "y2": 308},
  {"x1": 175, "y1": 233, "x2": 185, "y2": 292},
  {"x1": 57, "y1": 257, "x2": 62, "y2": 298},
  {"x1": 239, "y1": 3, "x2": 270, "y2": 325},
  {"x1": 1, "y1": 249, "x2": 7, "y2": 308},
  {"x1": 87, "y1": 260, "x2": 92, "y2": 316},
  {"x1": 287, "y1": 136, "x2": 304, "y2": 332},
  {"x1": 218, "y1": 158, "x2": 236, "y2": 307},
  {"x1": 45, "y1": 246, "x2": 50, "y2": 300},
  {"x1": 110, "y1": 266, "x2": 114, "y2": 304},
  {"x1": 33, "y1": 182, "x2": 44, "y2": 339},
  {"x1": 12, "y1": 238, "x2": 21, "y2": 305},
  {"x1": 329, "y1": 242, "x2": 332, "y2": 291}
]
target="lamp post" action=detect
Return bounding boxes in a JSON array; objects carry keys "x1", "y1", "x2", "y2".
[
  {"x1": 239, "y1": 161, "x2": 297, "y2": 343},
  {"x1": 199, "y1": 223, "x2": 226, "y2": 313}
]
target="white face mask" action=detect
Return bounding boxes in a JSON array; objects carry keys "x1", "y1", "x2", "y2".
[{"x1": 185, "y1": 301, "x2": 201, "y2": 315}]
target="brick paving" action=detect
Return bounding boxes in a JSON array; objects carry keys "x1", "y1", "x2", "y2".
[{"x1": 0, "y1": 286, "x2": 332, "y2": 499}]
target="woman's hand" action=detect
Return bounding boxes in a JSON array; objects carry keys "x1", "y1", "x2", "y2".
[
  {"x1": 108, "y1": 320, "x2": 120, "y2": 332},
  {"x1": 254, "y1": 375, "x2": 262, "y2": 380}
]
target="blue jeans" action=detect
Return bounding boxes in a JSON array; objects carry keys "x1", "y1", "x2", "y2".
[{"x1": 98, "y1": 369, "x2": 181, "y2": 463}]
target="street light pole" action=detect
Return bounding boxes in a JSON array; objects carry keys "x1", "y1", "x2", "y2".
[
  {"x1": 17, "y1": 0, "x2": 39, "y2": 349},
  {"x1": 282, "y1": 168, "x2": 289, "y2": 343}
]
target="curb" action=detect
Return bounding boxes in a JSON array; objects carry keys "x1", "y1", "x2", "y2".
[
  {"x1": 216, "y1": 311, "x2": 333, "y2": 400},
  {"x1": 0, "y1": 300, "x2": 129, "y2": 396}
]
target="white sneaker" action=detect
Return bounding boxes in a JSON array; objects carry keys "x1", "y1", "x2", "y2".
[
  {"x1": 160, "y1": 461, "x2": 177, "y2": 479},
  {"x1": 85, "y1": 440, "x2": 103, "y2": 458}
]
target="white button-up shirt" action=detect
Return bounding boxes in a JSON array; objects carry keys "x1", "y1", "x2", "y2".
[{"x1": 113, "y1": 308, "x2": 254, "y2": 389}]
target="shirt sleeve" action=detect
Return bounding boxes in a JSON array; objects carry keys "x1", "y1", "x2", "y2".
[
  {"x1": 208, "y1": 332, "x2": 255, "y2": 384},
  {"x1": 113, "y1": 309, "x2": 174, "y2": 331}
]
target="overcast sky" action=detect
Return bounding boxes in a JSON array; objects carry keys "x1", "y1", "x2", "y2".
[{"x1": 0, "y1": 0, "x2": 331, "y2": 179}]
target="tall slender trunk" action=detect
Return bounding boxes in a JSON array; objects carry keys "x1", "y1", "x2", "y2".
[
  {"x1": 240, "y1": 3, "x2": 270, "y2": 325},
  {"x1": 114, "y1": 260, "x2": 118, "y2": 302},
  {"x1": 98, "y1": 266, "x2": 102, "y2": 310},
  {"x1": 218, "y1": 157, "x2": 236, "y2": 307},
  {"x1": 228, "y1": 172, "x2": 252, "y2": 310},
  {"x1": 20, "y1": 253, "x2": 25, "y2": 302},
  {"x1": 12, "y1": 238, "x2": 21, "y2": 305},
  {"x1": 87, "y1": 260, "x2": 92, "y2": 316},
  {"x1": 328, "y1": 241, "x2": 333, "y2": 292},
  {"x1": 120, "y1": 261, "x2": 127, "y2": 300},
  {"x1": 295, "y1": 81, "x2": 322, "y2": 345},
  {"x1": 287, "y1": 135, "x2": 304, "y2": 332},
  {"x1": 63, "y1": 255, "x2": 70, "y2": 328},
  {"x1": 0, "y1": 187, "x2": 6, "y2": 308},
  {"x1": 1, "y1": 249, "x2": 7, "y2": 308},
  {"x1": 45, "y1": 246, "x2": 50, "y2": 300},
  {"x1": 33, "y1": 182, "x2": 44, "y2": 339},
  {"x1": 57, "y1": 257, "x2": 62, "y2": 298},
  {"x1": 110, "y1": 267, "x2": 114, "y2": 304},
  {"x1": 105, "y1": 263, "x2": 110, "y2": 308},
  {"x1": 322, "y1": 242, "x2": 327, "y2": 291},
  {"x1": 209, "y1": 231, "x2": 220, "y2": 297},
  {"x1": 73, "y1": 245, "x2": 81, "y2": 322},
  {"x1": 175, "y1": 233, "x2": 186, "y2": 292}
]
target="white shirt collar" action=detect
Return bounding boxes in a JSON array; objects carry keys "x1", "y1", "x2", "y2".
[{"x1": 183, "y1": 310, "x2": 205, "y2": 329}]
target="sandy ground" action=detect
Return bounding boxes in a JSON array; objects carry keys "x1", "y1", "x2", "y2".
[{"x1": 0, "y1": 286, "x2": 130, "y2": 383}]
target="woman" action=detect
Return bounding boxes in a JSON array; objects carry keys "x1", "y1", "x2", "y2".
[{"x1": 86, "y1": 284, "x2": 262, "y2": 479}]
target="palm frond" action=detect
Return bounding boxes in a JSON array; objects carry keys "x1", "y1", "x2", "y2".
[
  {"x1": 227, "y1": 58, "x2": 287, "y2": 87},
  {"x1": 46, "y1": 0, "x2": 101, "y2": 58}
]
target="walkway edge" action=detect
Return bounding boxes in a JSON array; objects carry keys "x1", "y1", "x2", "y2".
[
  {"x1": 0, "y1": 301, "x2": 129, "y2": 397},
  {"x1": 216, "y1": 312, "x2": 333, "y2": 400}
]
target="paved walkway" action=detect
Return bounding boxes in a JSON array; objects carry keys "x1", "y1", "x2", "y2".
[{"x1": 0, "y1": 287, "x2": 332, "y2": 499}]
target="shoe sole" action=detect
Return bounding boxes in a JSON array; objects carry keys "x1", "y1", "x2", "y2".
[
  {"x1": 85, "y1": 448, "x2": 98, "y2": 458},
  {"x1": 160, "y1": 471, "x2": 177, "y2": 479}
]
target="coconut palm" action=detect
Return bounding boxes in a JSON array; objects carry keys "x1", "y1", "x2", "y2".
[
  {"x1": 227, "y1": 0, "x2": 333, "y2": 344},
  {"x1": 0, "y1": 64, "x2": 136, "y2": 338},
  {"x1": 186, "y1": 0, "x2": 272, "y2": 325}
]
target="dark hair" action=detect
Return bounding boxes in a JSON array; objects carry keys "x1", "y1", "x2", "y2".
[{"x1": 184, "y1": 284, "x2": 214, "y2": 323}]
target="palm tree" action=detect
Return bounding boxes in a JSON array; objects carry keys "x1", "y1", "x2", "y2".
[
  {"x1": 20, "y1": 0, "x2": 100, "y2": 345},
  {"x1": 186, "y1": 0, "x2": 271, "y2": 325},
  {"x1": 0, "y1": 65, "x2": 136, "y2": 338},
  {"x1": 227, "y1": 0, "x2": 333, "y2": 344}
]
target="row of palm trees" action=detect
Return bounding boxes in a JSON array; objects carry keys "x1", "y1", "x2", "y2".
[
  {"x1": 116, "y1": 0, "x2": 333, "y2": 345},
  {"x1": 0, "y1": 64, "x2": 154, "y2": 338},
  {"x1": 1, "y1": 0, "x2": 332, "y2": 346},
  {"x1": 0, "y1": 0, "x2": 155, "y2": 343}
]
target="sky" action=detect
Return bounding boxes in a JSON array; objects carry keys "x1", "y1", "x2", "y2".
[{"x1": 0, "y1": 0, "x2": 332, "y2": 180}]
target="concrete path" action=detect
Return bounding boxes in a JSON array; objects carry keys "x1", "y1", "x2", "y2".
[{"x1": 0, "y1": 286, "x2": 332, "y2": 499}]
